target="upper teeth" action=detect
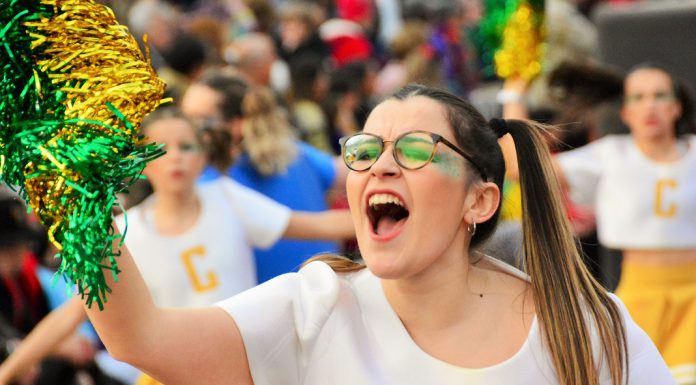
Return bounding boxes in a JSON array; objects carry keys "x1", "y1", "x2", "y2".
[{"x1": 369, "y1": 194, "x2": 405, "y2": 207}]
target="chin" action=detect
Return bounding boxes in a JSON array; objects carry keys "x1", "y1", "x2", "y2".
[{"x1": 362, "y1": 251, "x2": 411, "y2": 280}]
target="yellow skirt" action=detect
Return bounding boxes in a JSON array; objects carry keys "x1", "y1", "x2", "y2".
[{"x1": 616, "y1": 261, "x2": 696, "y2": 384}]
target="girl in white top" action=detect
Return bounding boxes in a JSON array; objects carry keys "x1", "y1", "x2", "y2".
[
  {"x1": 554, "y1": 64, "x2": 696, "y2": 383},
  {"x1": 114, "y1": 177, "x2": 289, "y2": 308},
  {"x1": 82, "y1": 84, "x2": 673, "y2": 385},
  {"x1": 117, "y1": 107, "x2": 353, "y2": 305},
  {"x1": 0, "y1": 107, "x2": 354, "y2": 384}
]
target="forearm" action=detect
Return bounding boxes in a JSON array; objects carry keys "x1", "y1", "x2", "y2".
[
  {"x1": 499, "y1": 77, "x2": 530, "y2": 120},
  {"x1": 83, "y1": 226, "x2": 159, "y2": 363},
  {"x1": 0, "y1": 297, "x2": 84, "y2": 383},
  {"x1": 284, "y1": 209, "x2": 355, "y2": 241},
  {"x1": 84, "y1": 227, "x2": 250, "y2": 383}
]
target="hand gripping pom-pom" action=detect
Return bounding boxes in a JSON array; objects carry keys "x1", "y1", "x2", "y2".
[{"x1": 1, "y1": 0, "x2": 167, "y2": 309}]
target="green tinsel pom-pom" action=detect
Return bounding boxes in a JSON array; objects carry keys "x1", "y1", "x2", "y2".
[{"x1": 1, "y1": 0, "x2": 166, "y2": 309}]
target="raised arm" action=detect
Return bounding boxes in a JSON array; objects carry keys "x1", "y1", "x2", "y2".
[
  {"x1": 496, "y1": 77, "x2": 572, "y2": 189},
  {"x1": 82, "y1": 227, "x2": 253, "y2": 385}
]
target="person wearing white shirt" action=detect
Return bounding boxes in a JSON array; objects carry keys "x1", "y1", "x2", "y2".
[{"x1": 83, "y1": 84, "x2": 673, "y2": 385}]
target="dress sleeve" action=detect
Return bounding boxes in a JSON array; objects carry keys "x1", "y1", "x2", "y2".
[
  {"x1": 215, "y1": 261, "x2": 340, "y2": 385},
  {"x1": 219, "y1": 177, "x2": 292, "y2": 249},
  {"x1": 555, "y1": 136, "x2": 612, "y2": 206},
  {"x1": 608, "y1": 294, "x2": 677, "y2": 385}
]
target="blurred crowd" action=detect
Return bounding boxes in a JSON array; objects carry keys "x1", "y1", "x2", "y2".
[{"x1": 2, "y1": 0, "x2": 696, "y2": 384}]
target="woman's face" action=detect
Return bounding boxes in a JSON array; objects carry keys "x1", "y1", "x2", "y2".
[
  {"x1": 346, "y1": 96, "x2": 477, "y2": 280},
  {"x1": 621, "y1": 68, "x2": 682, "y2": 142},
  {"x1": 143, "y1": 117, "x2": 206, "y2": 195}
]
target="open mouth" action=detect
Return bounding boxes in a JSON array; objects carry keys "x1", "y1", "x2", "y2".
[{"x1": 367, "y1": 193, "x2": 410, "y2": 238}]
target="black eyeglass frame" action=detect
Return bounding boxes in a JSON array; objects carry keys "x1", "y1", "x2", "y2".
[{"x1": 339, "y1": 130, "x2": 488, "y2": 180}]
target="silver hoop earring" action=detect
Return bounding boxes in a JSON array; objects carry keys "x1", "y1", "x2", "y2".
[{"x1": 467, "y1": 222, "x2": 477, "y2": 236}]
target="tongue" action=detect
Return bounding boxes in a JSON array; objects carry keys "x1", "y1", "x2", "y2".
[{"x1": 376, "y1": 216, "x2": 403, "y2": 236}]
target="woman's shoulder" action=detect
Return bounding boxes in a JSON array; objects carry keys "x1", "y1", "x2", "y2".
[
  {"x1": 290, "y1": 260, "x2": 370, "y2": 297},
  {"x1": 218, "y1": 260, "x2": 367, "y2": 310},
  {"x1": 216, "y1": 260, "x2": 368, "y2": 342}
]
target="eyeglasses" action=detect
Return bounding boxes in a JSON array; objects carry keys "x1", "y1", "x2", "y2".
[
  {"x1": 339, "y1": 130, "x2": 487, "y2": 179},
  {"x1": 624, "y1": 91, "x2": 676, "y2": 106},
  {"x1": 161, "y1": 142, "x2": 202, "y2": 154}
]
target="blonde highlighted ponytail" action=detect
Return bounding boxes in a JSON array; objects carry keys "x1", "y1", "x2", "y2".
[{"x1": 504, "y1": 119, "x2": 627, "y2": 385}]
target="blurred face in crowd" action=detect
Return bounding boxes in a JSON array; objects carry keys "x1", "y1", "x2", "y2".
[
  {"x1": 279, "y1": 16, "x2": 310, "y2": 51},
  {"x1": 345, "y1": 96, "x2": 482, "y2": 281},
  {"x1": 181, "y1": 83, "x2": 225, "y2": 125},
  {"x1": 180, "y1": 83, "x2": 243, "y2": 144},
  {"x1": 621, "y1": 68, "x2": 682, "y2": 142},
  {"x1": 143, "y1": 117, "x2": 206, "y2": 195}
]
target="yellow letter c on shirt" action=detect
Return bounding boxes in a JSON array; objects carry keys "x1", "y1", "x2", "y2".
[
  {"x1": 654, "y1": 179, "x2": 678, "y2": 218},
  {"x1": 181, "y1": 245, "x2": 219, "y2": 292}
]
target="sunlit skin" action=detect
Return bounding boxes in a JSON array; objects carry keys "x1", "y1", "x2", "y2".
[
  {"x1": 346, "y1": 96, "x2": 534, "y2": 367},
  {"x1": 346, "y1": 96, "x2": 505, "y2": 284},
  {"x1": 621, "y1": 68, "x2": 682, "y2": 145},
  {"x1": 142, "y1": 117, "x2": 206, "y2": 197},
  {"x1": 347, "y1": 97, "x2": 471, "y2": 281},
  {"x1": 140, "y1": 117, "x2": 208, "y2": 237}
]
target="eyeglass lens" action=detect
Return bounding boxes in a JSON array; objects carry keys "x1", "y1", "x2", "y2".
[{"x1": 343, "y1": 132, "x2": 438, "y2": 171}]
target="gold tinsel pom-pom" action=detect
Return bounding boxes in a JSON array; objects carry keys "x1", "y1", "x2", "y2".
[
  {"x1": 1, "y1": 0, "x2": 166, "y2": 308},
  {"x1": 494, "y1": 2, "x2": 546, "y2": 81}
]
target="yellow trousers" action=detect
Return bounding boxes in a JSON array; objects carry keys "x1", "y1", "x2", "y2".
[{"x1": 616, "y1": 261, "x2": 696, "y2": 385}]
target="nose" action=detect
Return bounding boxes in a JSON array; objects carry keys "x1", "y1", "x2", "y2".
[
  {"x1": 370, "y1": 143, "x2": 401, "y2": 177},
  {"x1": 645, "y1": 95, "x2": 659, "y2": 108}
]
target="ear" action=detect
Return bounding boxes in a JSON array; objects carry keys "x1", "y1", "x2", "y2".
[{"x1": 463, "y1": 182, "x2": 501, "y2": 225}]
